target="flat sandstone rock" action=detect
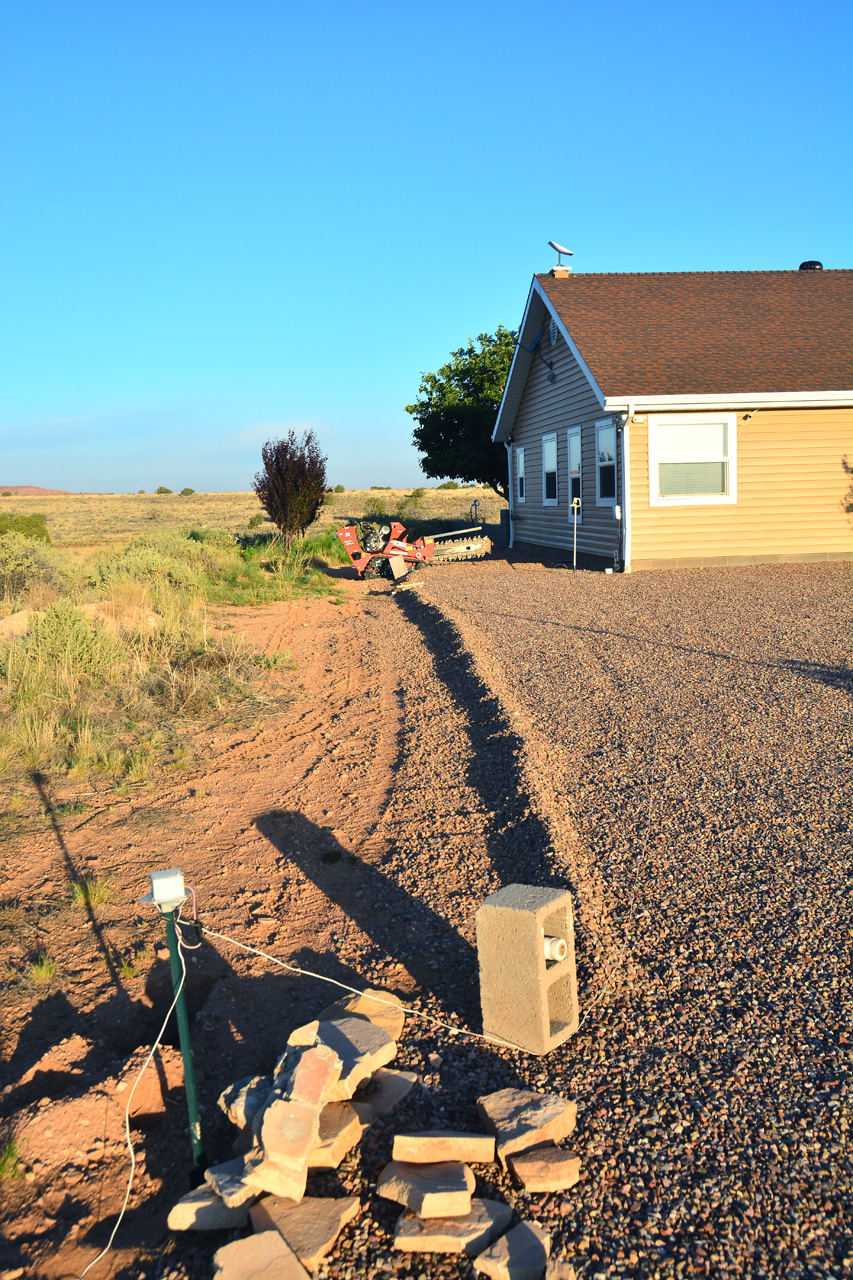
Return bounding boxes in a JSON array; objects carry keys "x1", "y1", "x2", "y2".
[
  {"x1": 351, "y1": 1068, "x2": 417, "y2": 1123},
  {"x1": 213, "y1": 1230, "x2": 310, "y2": 1280},
  {"x1": 508, "y1": 1145, "x2": 581, "y2": 1193},
  {"x1": 318, "y1": 988, "x2": 406, "y2": 1041},
  {"x1": 250, "y1": 1195, "x2": 360, "y2": 1271},
  {"x1": 476, "y1": 1088, "x2": 577, "y2": 1165},
  {"x1": 393, "y1": 1198, "x2": 512, "y2": 1254},
  {"x1": 167, "y1": 1185, "x2": 251, "y2": 1231},
  {"x1": 474, "y1": 1220, "x2": 551, "y2": 1280},
  {"x1": 377, "y1": 1159, "x2": 476, "y2": 1218},
  {"x1": 204, "y1": 1156, "x2": 259, "y2": 1208},
  {"x1": 309, "y1": 1101, "x2": 367, "y2": 1168},
  {"x1": 393, "y1": 1130, "x2": 496, "y2": 1165},
  {"x1": 315, "y1": 1017, "x2": 397, "y2": 1100}
]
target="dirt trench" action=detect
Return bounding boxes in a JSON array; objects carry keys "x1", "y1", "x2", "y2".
[{"x1": 0, "y1": 572, "x2": 573, "y2": 1280}]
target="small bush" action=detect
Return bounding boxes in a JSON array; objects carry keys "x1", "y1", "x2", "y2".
[
  {"x1": 247, "y1": 513, "x2": 265, "y2": 529},
  {"x1": 410, "y1": 487, "x2": 426, "y2": 501},
  {"x1": 369, "y1": 486, "x2": 391, "y2": 490},
  {"x1": 2, "y1": 492, "x2": 12, "y2": 498},
  {"x1": 333, "y1": 484, "x2": 345, "y2": 493},
  {"x1": 71, "y1": 875, "x2": 113, "y2": 910},
  {"x1": 437, "y1": 480, "x2": 460, "y2": 489},
  {"x1": 180, "y1": 487, "x2": 195, "y2": 497},
  {"x1": 155, "y1": 486, "x2": 173, "y2": 495},
  {"x1": 363, "y1": 496, "x2": 388, "y2": 518},
  {"x1": 0, "y1": 532, "x2": 64, "y2": 599},
  {"x1": 138, "y1": 489, "x2": 145, "y2": 494},
  {"x1": 29, "y1": 948, "x2": 58, "y2": 987},
  {"x1": 0, "y1": 512, "x2": 51, "y2": 544}
]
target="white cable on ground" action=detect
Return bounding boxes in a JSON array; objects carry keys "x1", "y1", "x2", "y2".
[
  {"x1": 199, "y1": 923, "x2": 508, "y2": 1048},
  {"x1": 78, "y1": 936, "x2": 188, "y2": 1280}
]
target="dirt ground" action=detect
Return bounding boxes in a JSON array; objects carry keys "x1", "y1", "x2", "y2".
[{"x1": 1, "y1": 554, "x2": 850, "y2": 1280}]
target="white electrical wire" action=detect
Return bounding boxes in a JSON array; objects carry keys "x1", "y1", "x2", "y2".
[
  {"x1": 78, "y1": 930, "x2": 188, "y2": 1280},
  {"x1": 199, "y1": 922, "x2": 508, "y2": 1048}
]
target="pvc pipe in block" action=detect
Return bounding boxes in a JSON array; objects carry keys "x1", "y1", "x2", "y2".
[{"x1": 543, "y1": 935, "x2": 568, "y2": 962}]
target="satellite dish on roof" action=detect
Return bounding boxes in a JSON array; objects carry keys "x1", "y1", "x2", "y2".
[{"x1": 548, "y1": 241, "x2": 574, "y2": 267}]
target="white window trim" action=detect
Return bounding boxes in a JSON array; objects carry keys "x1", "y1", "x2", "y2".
[
  {"x1": 595, "y1": 418, "x2": 618, "y2": 508},
  {"x1": 515, "y1": 446, "x2": 526, "y2": 503},
  {"x1": 567, "y1": 427, "x2": 583, "y2": 525},
  {"x1": 648, "y1": 413, "x2": 737, "y2": 506},
  {"x1": 542, "y1": 432, "x2": 558, "y2": 506}
]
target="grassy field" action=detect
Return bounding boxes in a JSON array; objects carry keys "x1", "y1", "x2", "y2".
[
  {"x1": 0, "y1": 486, "x2": 507, "y2": 547},
  {"x1": 0, "y1": 525, "x2": 348, "y2": 788}
]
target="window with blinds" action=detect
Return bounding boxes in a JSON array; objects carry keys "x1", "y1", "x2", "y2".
[
  {"x1": 568, "y1": 428, "x2": 582, "y2": 522},
  {"x1": 543, "y1": 433, "x2": 558, "y2": 504},
  {"x1": 648, "y1": 415, "x2": 737, "y2": 506}
]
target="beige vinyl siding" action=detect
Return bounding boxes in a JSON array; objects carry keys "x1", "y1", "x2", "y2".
[
  {"x1": 509, "y1": 309, "x2": 619, "y2": 558},
  {"x1": 629, "y1": 407, "x2": 853, "y2": 568}
]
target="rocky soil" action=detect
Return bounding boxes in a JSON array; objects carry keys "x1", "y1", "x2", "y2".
[{"x1": 1, "y1": 557, "x2": 850, "y2": 1279}]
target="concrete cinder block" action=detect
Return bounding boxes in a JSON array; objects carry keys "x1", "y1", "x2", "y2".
[{"x1": 476, "y1": 884, "x2": 579, "y2": 1055}]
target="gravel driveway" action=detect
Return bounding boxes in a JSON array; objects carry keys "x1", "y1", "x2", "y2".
[{"x1": 363, "y1": 560, "x2": 851, "y2": 1280}]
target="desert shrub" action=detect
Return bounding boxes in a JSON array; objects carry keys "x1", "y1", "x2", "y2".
[
  {"x1": 247, "y1": 513, "x2": 265, "y2": 529},
  {"x1": 334, "y1": 484, "x2": 345, "y2": 493},
  {"x1": 363, "y1": 496, "x2": 388, "y2": 518},
  {"x1": 0, "y1": 512, "x2": 50, "y2": 544},
  {"x1": 138, "y1": 489, "x2": 145, "y2": 494},
  {"x1": 155, "y1": 486, "x2": 173, "y2": 495},
  {"x1": 410, "y1": 487, "x2": 426, "y2": 501},
  {"x1": 437, "y1": 480, "x2": 459, "y2": 489},
  {"x1": 1, "y1": 493, "x2": 11, "y2": 498},
  {"x1": 369, "y1": 486, "x2": 391, "y2": 490},
  {"x1": 0, "y1": 533, "x2": 64, "y2": 599},
  {"x1": 180, "y1": 487, "x2": 195, "y2": 497},
  {"x1": 5, "y1": 599, "x2": 126, "y2": 694}
]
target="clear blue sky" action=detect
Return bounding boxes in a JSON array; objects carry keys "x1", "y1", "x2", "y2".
[{"x1": 2, "y1": 0, "x2": 851, "y2": 493}]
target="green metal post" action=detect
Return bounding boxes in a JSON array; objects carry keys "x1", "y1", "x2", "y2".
[{"x1": 163, "y1": 908, "x2": 206, "y2": 1175}]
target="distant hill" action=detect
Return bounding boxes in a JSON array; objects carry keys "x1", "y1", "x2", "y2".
[{"x1": 0, "y1": 485, "x2": 78, "y2": 495}]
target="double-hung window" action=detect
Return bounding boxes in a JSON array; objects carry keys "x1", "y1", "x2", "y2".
[
  {"x1": 542, "y1": 433, "x2": 557, "y2": 505},
  {"x1": 596, "y1": 420, "x2": 617, "y2": 506},
  {"x1": 648, "y1": 414, "x2": 737, "y2": 505},
  {"x1": 567, "y1": 428, "x2": 582, "y2": 522},
  {"x1": 515, "y1": 447, "x2": 526, "y2": 502}
]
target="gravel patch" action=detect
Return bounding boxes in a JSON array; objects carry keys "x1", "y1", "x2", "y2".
[{"x1": 337, "y1": 562, "x2": 851, "y2": 1279}]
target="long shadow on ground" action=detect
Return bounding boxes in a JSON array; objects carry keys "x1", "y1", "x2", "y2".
[
  {"x1": 254, "y1": 809, "x2": 480, "y2": 1023},
  {"x1": 394, "y1": 590, "x2": 561, "y2": 889}
]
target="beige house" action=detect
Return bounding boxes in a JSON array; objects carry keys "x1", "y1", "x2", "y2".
[{"x1": 493, "y1": 267, "x2": 853, "y2": 570}]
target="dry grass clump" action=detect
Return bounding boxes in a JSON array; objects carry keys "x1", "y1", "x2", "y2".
[{"x1": 0, "y1": 526, "x2": 345, "y2": 785}]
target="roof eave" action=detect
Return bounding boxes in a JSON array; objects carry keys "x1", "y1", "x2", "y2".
[{"x1": 603, "y1": 389, "x2": 853, "y2": 412}]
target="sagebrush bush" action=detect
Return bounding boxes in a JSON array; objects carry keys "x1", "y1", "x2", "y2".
[
  {"x1": 0, "y1": 532, "x2": 65, "y2": 600},
  {"x1": 363, "y1": 496, "x2": 388, "y2": 518},
  {"x1": 437, "y1": 480, "x2": 460, "y2": 489},
  {"x1": 333, "y1": 484, "x2": 345, "y2": 494},
  {"x1": 0, "y1": 512, "x2": 51, "y2": 544}
]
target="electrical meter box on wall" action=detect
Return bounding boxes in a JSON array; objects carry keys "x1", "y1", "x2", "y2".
[{"x1": 476, "y1": 883, "x2": 579, "y2": 1055}]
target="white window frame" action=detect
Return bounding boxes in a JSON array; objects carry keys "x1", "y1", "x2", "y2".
[
  {"x1": 515, "y1": 446, "x2": 526, "y2": 503},
  {"x1": 648, "y1": 413, "x2": 737, "y2": 506},
  {"x1": 567, "y1": 427, "x2": 582, "y2": 525},
  {"x1": 542, "y1": 432, "x2": 558, "y2": 506},
  {"x1": 595, "y1": 418, "x2": 618, "y2": 508}
]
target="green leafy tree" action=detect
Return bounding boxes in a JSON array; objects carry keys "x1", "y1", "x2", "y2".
[
  {"x1": 252, "y1": 429, "x2": 328, "y2": 546},
  {"x1": 405, "y1": 326, "x2": 514, "y2": 499}
]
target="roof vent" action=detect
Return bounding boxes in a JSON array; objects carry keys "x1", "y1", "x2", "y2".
[{"x1": 798, "y1": 260, "x2": 823, "y2": 270}]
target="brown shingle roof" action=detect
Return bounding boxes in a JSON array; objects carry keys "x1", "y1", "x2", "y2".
[{"x1": 537, "y1": 270, "x2": 853, "y2": 395}]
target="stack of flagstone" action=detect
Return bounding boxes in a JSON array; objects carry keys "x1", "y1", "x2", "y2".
[
  {"x1": 168, "y1": 988, "x2": 416, "y2": 1277},
  {"x1": 378, "y1": 1087, "x2": 580, "y2": 1278},
  {"x1": 168, "y1": 988, "x2": 582, "y2": 1279}
]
